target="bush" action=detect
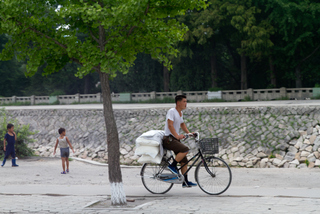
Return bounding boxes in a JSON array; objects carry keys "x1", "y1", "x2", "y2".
[{"x1": 0, "y1": 109, "x2": 36, "y2": 158}]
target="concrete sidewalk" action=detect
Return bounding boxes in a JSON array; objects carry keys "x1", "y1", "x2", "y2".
[{"x1": 1, "y1": 157, "x2": 320, "y2": 213}]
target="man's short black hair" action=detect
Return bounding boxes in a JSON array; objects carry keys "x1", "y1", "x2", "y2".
[
  {"x1": 58, "y1": 128, "x2": 65, "y2": 134},
  {"x1": 7, "y1": 123, "x2": 14, "y2": 130},
  {"x1": 175, "y1": 95, "x2": 187, "y2": 104}
]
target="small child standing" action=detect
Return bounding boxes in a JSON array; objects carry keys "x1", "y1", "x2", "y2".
[
  {"x1": 53, "y1": 128, "x2": 75, "y2": 174},
  {"x1": 1, "y1": 123, "x2": 19, "y2": 167}
]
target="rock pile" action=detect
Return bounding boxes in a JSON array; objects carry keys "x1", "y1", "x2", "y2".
[{"x1": 219, "y1": 125, "x2": 320, "y2": 168}]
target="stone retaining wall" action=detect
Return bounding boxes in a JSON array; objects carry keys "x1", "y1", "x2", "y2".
[{"x1": 5, "y1": 106, "x2": 320, "y2": 168}]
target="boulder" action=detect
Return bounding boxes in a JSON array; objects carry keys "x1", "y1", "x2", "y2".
[
  {"x1": 278, "y1": 160, "x2": 288, "y2": 167},
  {"x1": 307, "y1": 154, "x2": 316, "y2": 162},
  {"x1": 300, "y1": 151, "x2": 310, "y2": 157},
  {"x1": 283, "y1": 152, "x2": 295, "y2": 161},
  {"x1": 314, "y1": 159, "x2": 320, "y2": 166},
  {"x1": 308, "y1": 161, "x2": 315, "y2": 168},
  {"x1": 289, "y1": 159, "x2": 299, "y2": 165},
  {"x1": 272, "y1": 158, "x2": 282, "y2": 165},
  {"x1": 257, "y1": 152, "x2": 268, "y2": 158},
  {"x1": 260, "y1": 158, "x2": 268, "y2": 168}
]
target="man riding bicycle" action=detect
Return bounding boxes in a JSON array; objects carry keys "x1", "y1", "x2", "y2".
[{"x1": 162, "y1": 95, "x2": 197, "y2": 188}]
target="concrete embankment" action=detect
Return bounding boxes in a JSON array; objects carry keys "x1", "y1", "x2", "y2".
[{"x1": 4, "y1": 104, "x2": 320, "y2": 168}]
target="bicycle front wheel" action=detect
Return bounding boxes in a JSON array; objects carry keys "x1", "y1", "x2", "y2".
[
  {"x1": 195, "y1": 156, "x2": 232, "y2": 195},
  {"x1": 140, "y1": 163, "x2": 174, "y2": 194}
]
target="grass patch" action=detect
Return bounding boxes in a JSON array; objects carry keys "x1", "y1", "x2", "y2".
[
  {"x1": 140, "y1": 97, "x2": 175, "y2": 103},
  {"x1": 243, "y1": 96, "x2": 252, "y2": 101},
  {"x1": 0, "y1": 102, "x2": 31, "y2": 106},
  {"x1": 311, "y1": 94, "x2": 320, "y2": 100},
  {"x1": 203, "y1": 98, "x2": 226, "y2": 102},
  {"x1": 269, "y1": 154, "x2": 276, "y2": 159},
  {"x1": 275, "y1": 96, "x2": 290, "y2": 100}
]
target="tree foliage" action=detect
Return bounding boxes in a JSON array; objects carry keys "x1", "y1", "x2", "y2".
[
  {"x1": 1, "y1": 0, "x2": 320, "y2": 96},
  {"x1": 0, "y1": 0, "x2": 207, "y2": 205}
]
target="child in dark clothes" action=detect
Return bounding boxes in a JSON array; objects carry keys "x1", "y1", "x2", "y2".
[{"x1": 1, "y1": 123, "x2": 19, "y2": 167}]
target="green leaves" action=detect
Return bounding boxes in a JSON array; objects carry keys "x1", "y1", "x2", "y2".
[{"x1": 0, "y1": 0, "x2": 207, "y2": 79}]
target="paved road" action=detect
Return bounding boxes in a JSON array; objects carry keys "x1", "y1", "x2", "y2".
[
  {"x1": 3, "y1": 100, "x2": 320, "y2": 110},
  {"x1": 1, "y1": 157, "x2": 320, "y2": 213}
]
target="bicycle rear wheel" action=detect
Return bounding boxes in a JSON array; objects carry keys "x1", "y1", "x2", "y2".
[
  {"x1": 140, "y1": 163, "x2": 174, "y2": 194},
  {"x1": 195, "y1": 156, "x2": 232, "y2": 195}
]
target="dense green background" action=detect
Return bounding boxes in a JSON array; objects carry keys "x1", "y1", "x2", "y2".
[{"x1": 1, "y1": 0, "x2": 320, "y2": 97}]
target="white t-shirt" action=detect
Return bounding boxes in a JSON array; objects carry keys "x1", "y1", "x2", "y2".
[{"x1": 164, "y1": 108, "x2": 184, "y2": 137}]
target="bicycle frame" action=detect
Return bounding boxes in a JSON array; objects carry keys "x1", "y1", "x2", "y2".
[
  {"x1": 166, "y1": 147, "x2": 214, "y2": 178},
  {"x1": 178, "y1": 149, "x2": 212, "y2": 175}
]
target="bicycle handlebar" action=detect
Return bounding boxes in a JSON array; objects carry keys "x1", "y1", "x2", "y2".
[{"x1": 183, "y1": 132, "x2": 200, "y2": 141}]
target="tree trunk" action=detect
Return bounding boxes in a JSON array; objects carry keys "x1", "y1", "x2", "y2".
[
  {"x1": 163, "y1": 65, "x2": 170, "y2": 92},
  {"x1": 210, "y1": 43, "x2": 218, "y2": 88},
  {"x1": 295, "y1": 64, "x2": 302, "y2": 88},
  {"x1": 98, "y1": 25, "x2": 126, "y2": 205},
  {"x1": 98, "y1": 70, "x2": 127, "y2": 205},
  {"x1": 240, "y1": 52, "x2": 247, "y2": 90},
  {"x1": 269, "y1": 56, "x2": 276, "y2": 87},
  {"x1": 225, "y1": 41, "x2": 239, "y2": 83},
  {"x1": 84, "y1": 75, "x2": 91, "y2": 94}
]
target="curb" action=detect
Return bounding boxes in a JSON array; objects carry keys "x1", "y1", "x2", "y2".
[{"x1": 70, "y1": 157, "x2": 141, "y2": 168}]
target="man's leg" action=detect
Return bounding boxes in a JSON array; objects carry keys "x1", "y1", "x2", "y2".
[
  {"x1": 175, "y1": 151, "x2": 188, "y2": 163},
  {"x1": 163, "y1": 136, "x2": 189, "y2": 174},
  {"x1": 180, "y1": 161, "x2": 188, "y2": 175},
  {"x1": 179, "y1": 157, "x2": 197, "y2": 187},
  {"x1": 169, "y1": 151, "x2": 188, "y2": 172}
]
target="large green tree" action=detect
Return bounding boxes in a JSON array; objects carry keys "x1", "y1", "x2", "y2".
[
  {"x1": 0, "y1": 34, "x2": 28, "y2": 97},
  {"x1": 262, "y1": 0, "x2": 320, "y2": 88},
  {"x1": 0, "y1": 0, "x2": 206, "y2": 205}
]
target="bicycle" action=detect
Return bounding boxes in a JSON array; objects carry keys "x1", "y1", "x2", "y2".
[{"x1": 140, "y1": 132, "x2": 232, "y2": 195}]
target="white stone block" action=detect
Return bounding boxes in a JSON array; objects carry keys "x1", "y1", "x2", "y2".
[
  {"x1": 273, "y1": 158, "x2": 282, "y2": 165},
  {"x1": 301, "y1": 151, "x2": 310, "y2": 157},
  {"x1": 314, "y1": 159, "x2": 320, "y2": 166},
  {"x1": 207, "y1": 91, "x2": 222, "y2": 99},
  {"x1": 289, "y1": 159, "x2": 299, "y2": 165}
]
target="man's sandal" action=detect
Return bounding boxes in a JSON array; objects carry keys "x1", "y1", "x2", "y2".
[{"x1": 61, "y1": 171, "x2": 66, "y2": 174}]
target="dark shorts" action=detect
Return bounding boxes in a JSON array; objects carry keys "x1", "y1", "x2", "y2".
[
  {"x1": 162, "y1": 135, "x2": 189, "y2": 163},
  {"x1": 60, "y1": 148, "x2": 70, "y2": 158},
  {"x1": 4, "y1": 146, "x2": 15, "y2": 159}
]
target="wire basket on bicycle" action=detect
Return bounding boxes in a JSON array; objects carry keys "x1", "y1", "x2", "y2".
[{"x1": 199, "y1": 138, "x2": 219, "y2": 154}]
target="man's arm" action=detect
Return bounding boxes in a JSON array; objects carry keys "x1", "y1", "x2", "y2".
[
  {"x1": 181, "y1": 123, "x2": 190, "y2": 134},
  {"x1": 168, "y1": 119, "x2": 185, "y2": 140}
]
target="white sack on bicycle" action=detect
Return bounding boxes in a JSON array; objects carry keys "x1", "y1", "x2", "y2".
[
  {"x1": 138, "y1": 154, "x2": 162, "y2": 164},
  {"x1": 135, "y1": 146, "x2": 159, "y2": 158},
  {"x1": 135, "y1": 130, "x2": 165, "y2": 147},
  {"x1": 135, "y1": 130, "x2": 165, "y2": 163}
]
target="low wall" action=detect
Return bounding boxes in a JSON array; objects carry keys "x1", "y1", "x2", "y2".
[
  {"x1": 5, "y1": 106, "x2": 320, "y2": 168},
  {"x1": 1, "y1": 87, "x2": 318, "y2": 105}
]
